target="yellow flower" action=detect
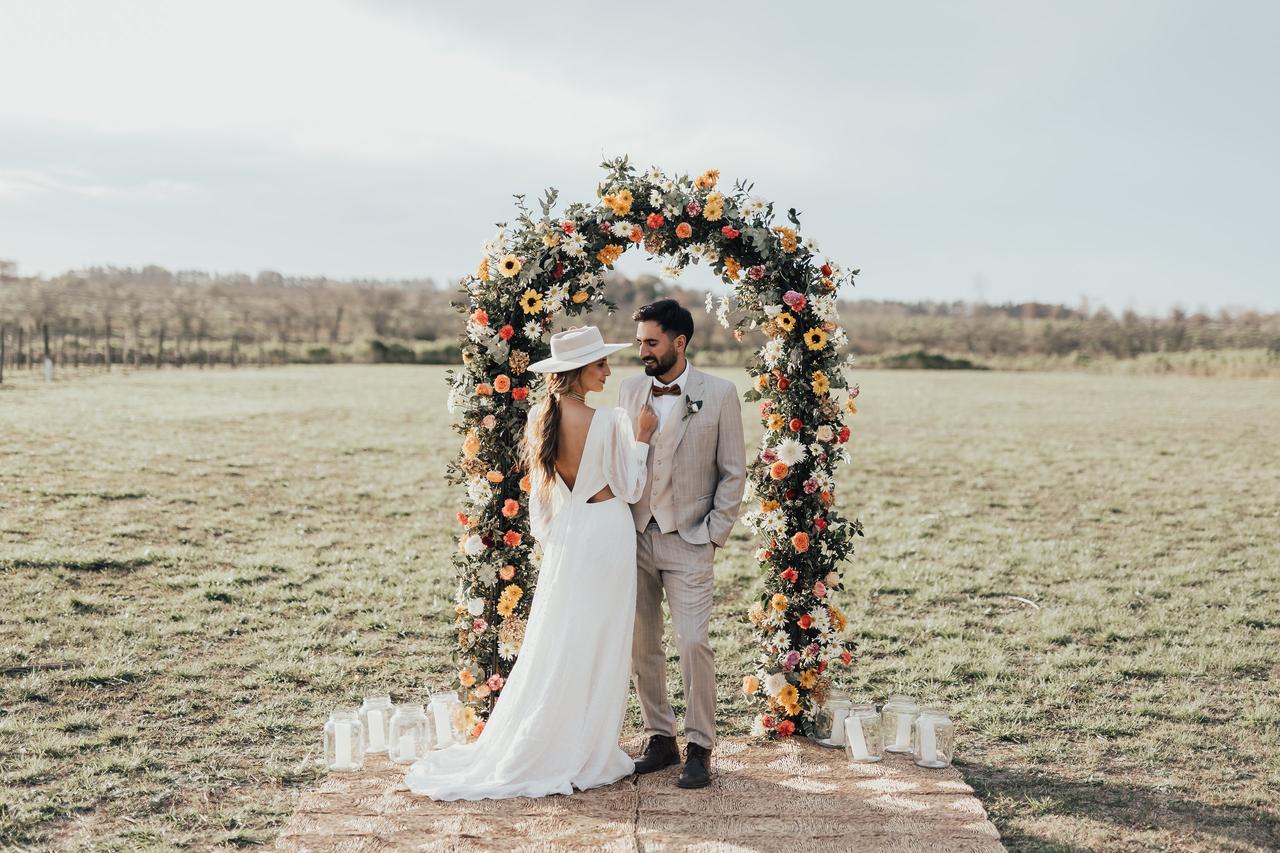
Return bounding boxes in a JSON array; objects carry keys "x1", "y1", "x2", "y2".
[
  {"x1": 519, "y1": 289, "x2": 544, "y2": 314},
  {"x1": 829, "y1": 604, "x2": 848, "y2": 632},
  {"x1": 811, "y1": 370, "x2": 830, "y2": 395},
  {"x1": 776, "y1": 312, "x2": 797, "y2": 333},
  {"x1": 499, "y1": 254, "x2": 522, "y2": 278},
  {"x1": 772, "y1": 226, "x2": 798, "y2": 253},
  {"x1": 723, "y1": 255, "x2": 741, "y2": 281},
  {"x1": 770, "y1": 592, "x2": 788, "y2": 612},
  {"x1": 703, "y1": 191, "x2": 724, "y2": 222},
  {"x1": 767, "y1": 413, "x2": 785, "y2": 432},
  {"x1": 476, "y1": 258, "x2": 491, "y2": 281},
  {"x1": 572, "y1": 290, "x2": 590, "y2": 304},
  {"x1": 754, "y1": 373, "x2": 770, "y2": 391},
  {"x1": 694, "y1": 169, "x2": 719, "y2": 190},
  {"x1": 603, "y1": 189, "x2": 633, "y2": 216},
  {"x1": 761, "y1": 499, "x2": 780, "y2": 512},
  {"x1": 846, "y1": 398, "x2": 858, "y2": 416},
  {"x1": 804, "y1": 327, "x2": 828, "y2": 351},
  {"x1": 596, "y1": 243, "x2": 624, "y2": 266},
  {"x1": 798, "y1": 669, "x2": 818, "y2": 689},
  {"x1": 777, "y1": 683, "x2": 799, "y2": 706},
  {"x1": 542, "y1": 231, "x2": 560, "y2": 248}
]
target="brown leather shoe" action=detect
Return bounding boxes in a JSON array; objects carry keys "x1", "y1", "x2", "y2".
[
  {"x1": 633, "y1": 734, "x2": 680, "y2": 774},
  {"x1": 677, "y1": 742, "x2": 711, "y2": 788}
]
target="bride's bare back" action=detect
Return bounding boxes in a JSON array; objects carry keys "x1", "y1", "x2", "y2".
[{"x1": 555, "y1": 402, "x2": 615, "y2": 504}]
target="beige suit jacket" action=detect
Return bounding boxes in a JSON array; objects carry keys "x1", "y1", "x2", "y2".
[{"x1": 619, "y1": 364, "x2": 746, "y2": 547}]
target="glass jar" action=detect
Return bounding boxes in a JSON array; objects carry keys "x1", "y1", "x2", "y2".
[
  {"x1": 826, "y1": 693, "x2": 854, "y2": 747},
  {"x1": 428, "y1": 691, "x2": 461, "y2": 749},
  {"x1": 880, "y1": 694, "x2": 919, "y2": 754},
  {"x1": 388, "y1": 703, "x2": 431, "y2": 764},
  {"x1": 359, "y1": 695, "x2": 394, "y2": 754},
  {"x1": 844, "y1": 703, "x2": 883, "y2": 763},
  {"x1": 914, "y1": 706, "x2": 956, "y2": 768},
  {"x1": 323, "y1": 708, "x2": 366, "y2": 772}
]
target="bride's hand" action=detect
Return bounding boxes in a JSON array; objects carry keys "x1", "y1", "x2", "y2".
[{"x1": 637, "y1": 404, "x2": 658, "y2": 443}]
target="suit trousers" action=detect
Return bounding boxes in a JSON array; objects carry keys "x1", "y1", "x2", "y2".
[{"x1": 631, "y1": 519, "x2": 717, "y2": 750}]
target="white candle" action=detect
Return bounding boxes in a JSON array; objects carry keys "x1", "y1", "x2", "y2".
[
  {"x1": 895, "y1": 713, "x2": 913, "y2": 749},
  {"x1": 918, "y1": 716, "x2": 938, "y2": 764},
  {"x1": 333, "y1": 721, "x2": 352, "y2": 769},
  {"x1": 398, "y1": 732, "x2": 415, "y2": 761},
  {"x1": 845, "y1": 715, "x2": 870, "y2": 760},
  {"x1": 830, "y1": 707, "x2": 850, "y2": 747},
  {"x1": 367, "y1": 709, "x2": 385, "y2": 751},
  {"x1": 432, "y1": 703, "x2": 454, "y2": 748}
]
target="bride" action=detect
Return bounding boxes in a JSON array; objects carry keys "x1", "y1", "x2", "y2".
[{"x1": 406, "y1": 326, "x2": 658, "y2": 800}]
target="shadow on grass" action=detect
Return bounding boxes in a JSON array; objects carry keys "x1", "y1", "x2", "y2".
[
  {"x1": 1, "y1": 556, "x2": 156, "y2": 572},
  {"x1": 964, "y1": 762, "x2": 1280, "y2": 852}
]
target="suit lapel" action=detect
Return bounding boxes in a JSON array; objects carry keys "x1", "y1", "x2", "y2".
[{"x1": 660, "y1": 364, "x2": 704, "y2": 455}]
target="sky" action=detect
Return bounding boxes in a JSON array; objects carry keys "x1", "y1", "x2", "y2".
[{"x1": 1, "y1": 0, "x2": 1277, "y2": 313}]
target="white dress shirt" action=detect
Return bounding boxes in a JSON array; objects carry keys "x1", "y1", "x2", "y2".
[{"x1": 649, "y1": 362, "x2": 690, "y2": 433}]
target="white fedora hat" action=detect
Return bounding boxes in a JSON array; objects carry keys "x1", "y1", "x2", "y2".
[{"x1": 527, "y1": 325, "x2": 630, "y2": 373}]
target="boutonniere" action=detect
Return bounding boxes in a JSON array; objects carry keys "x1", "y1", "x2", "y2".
[{"x1": 682, "y1": 394, "x2": 703, "y2": 421}]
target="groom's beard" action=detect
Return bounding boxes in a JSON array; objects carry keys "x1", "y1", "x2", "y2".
[{"x1": 642, "y1": 350, "x2": 678, "y2": 378}]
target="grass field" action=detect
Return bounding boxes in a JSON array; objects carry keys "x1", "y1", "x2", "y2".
[{"x1": 1, "y1": 365, "x2": 1277, "y2": 851}]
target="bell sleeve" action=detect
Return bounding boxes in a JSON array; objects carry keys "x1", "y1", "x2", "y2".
[{"x1": 604, "y1": 406, "x2": 650, "y2": 504}]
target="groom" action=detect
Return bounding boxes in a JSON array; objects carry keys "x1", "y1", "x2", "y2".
[{"x1": 620, "y1": 298, "x2": 745, "y2": 789}]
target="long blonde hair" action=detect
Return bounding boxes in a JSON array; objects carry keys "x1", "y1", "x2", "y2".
[{"x1": 521, "y1": 368, "x2": 583, "y2": 498}]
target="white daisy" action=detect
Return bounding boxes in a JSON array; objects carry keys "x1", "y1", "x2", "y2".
[
  {"x1": 610, "y1": 220, "x2": 634, "y2": 238},
  {"x1": 561, "y1": 232, "x2": 587, "y2": 258},
  {"x1": 498, "y1": 641, "x2": 520, "y2": 660},
  {"x1": 648, "y1": 189, "x2": 664, "y2": 208},
  {"x1": 522, "y1": 320, "x2": 543, "y2": 340},
  {"x1": 761, "y1": 339, "x2": 784, "y2": 369},
  {"x1": 776, "y1": 438, "x2": 807, "y2": 466}
]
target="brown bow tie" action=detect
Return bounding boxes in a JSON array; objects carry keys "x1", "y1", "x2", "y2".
[{"x1": 651, "y1": 383, "x2": 681, "y2": 397}]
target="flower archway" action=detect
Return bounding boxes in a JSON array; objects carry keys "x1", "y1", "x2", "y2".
[{"x1": 446, "y1": 156, "x2": 864, "y2": 741}]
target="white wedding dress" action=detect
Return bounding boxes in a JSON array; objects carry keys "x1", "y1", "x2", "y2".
[{"x1": 405, "y1": 406, "x2": 649, "y2": 800}]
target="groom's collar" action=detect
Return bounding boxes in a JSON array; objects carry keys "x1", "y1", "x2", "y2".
[{"x1": 653, "y1": 361, "x2": 690, "y2": 389}]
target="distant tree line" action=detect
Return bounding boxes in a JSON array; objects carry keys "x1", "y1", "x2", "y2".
[{"x1": 0, "y1": 262, "x2": 1276, "y2": 376}]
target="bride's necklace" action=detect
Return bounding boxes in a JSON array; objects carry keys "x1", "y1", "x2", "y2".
[{"x1": 561, "y1": 391, "x2": 586, "y2": 404}]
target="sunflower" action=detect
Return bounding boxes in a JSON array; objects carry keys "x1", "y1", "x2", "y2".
[
  {"x1": 811, "y1": 370, "x2": 830, "y2": 395},
  {"x1": 803, "y1": 327, "x2": 828, "y2": 351},
  {"x1": 499, "y1": 254, "x2": 522, "y2": 278},
  {"x1": 519, "y1": 289, "x2": 544, "y2": 314},
  {"x1": 776, "y1": 312, "x2": 797, "y2": 333}
]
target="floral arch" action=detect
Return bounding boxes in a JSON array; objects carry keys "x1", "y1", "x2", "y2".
[{"x1": 446, "y1": 156, "x2": 864, "y2": 741}]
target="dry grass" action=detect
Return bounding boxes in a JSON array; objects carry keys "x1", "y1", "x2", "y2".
[{"x1": 1, "y1": 365, "x2": 1277, "y2": 851}]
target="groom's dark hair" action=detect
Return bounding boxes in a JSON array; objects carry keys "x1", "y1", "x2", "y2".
[{"x1": 632, "y1": 298, "x2": 694, "y2": 346}]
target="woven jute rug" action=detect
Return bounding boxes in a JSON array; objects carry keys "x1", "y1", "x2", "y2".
[{"x1": 275, "y1": 736, "x2": 1003, "y2": 852}]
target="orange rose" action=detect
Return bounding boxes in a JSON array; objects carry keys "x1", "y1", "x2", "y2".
[
  {"x1": 770, "y1": 461, "x2": 789, "y2": 480},
  {"x1": 476, "y1": 383, "x2": 493, "y2": 396},
  {"x1": 458, "y1": 669, "x2": 476, "y2": 687},
  {"x1": 742, "y1": 675, "x2": 760, "y2": 696},
  {"x1": 675, "y1": 222, "x2": 693, "y2": 239},
  {"x1": 471, "y1": 309, "x2": 489, "y2": 326},
  {"x1": 791, "y1": 531, "x2": 810, "y2": 553},
  {"x1": 572, "y1": 290, "x2": 590, "y2": 304},
  {"x1": 503, "y1": 530, "x2": 522, "y2": 547},
  {"x1": 501, "y1": 498, "x2": 520, "y2": 518},
  {"x1": 494, "y1": 374, "x2": 511, "y2": 393},
  {"x1": 499, "y1": 564, "x2": 516, "y2": 581},
  {"x1": 519, "y1": 474, "x2": 532, "y2": 492},
  {"x1": 486, "y1": 470, "x2": 504, "y2": 483}
]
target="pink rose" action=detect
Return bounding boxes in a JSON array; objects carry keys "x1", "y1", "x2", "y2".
[
  {"x1": 782, "y1": 290, "x2": 806, "y2": 311},
  {"x1": 813, "y1": 581, "x2": 827, "y2": 598},
  {"x1": 481, "y1": 414, "x2": 497, "y2": 430},
  {"x1": 472, "y1": 617, "x2": 488, "y2": 633}
]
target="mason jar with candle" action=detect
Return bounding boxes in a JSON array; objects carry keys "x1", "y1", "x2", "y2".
[
  {"x1": 323, "y1": 708, "x2": 366, "y2": 772},
  {"x1": 388, "y1": 703, "x2": 431, "y2": 764},
  {"x1": 359, "y1": 695, "x2": 394, "y2": 754},
  {"x1": 880, "y1": 694, "x2": 919, "y2": 754},
  {"x1": 913, "y1": 706, "x2": 956, "y2": 769},
  {"x1": 825, "y1": 692, "x2": 854, "y2": 747},
  {"x1": 428, "y1": 691, "x2": 461, "y2": 749},
  {"x1": 844, "y1": 703, "x2": 883, "y2": 763}
]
